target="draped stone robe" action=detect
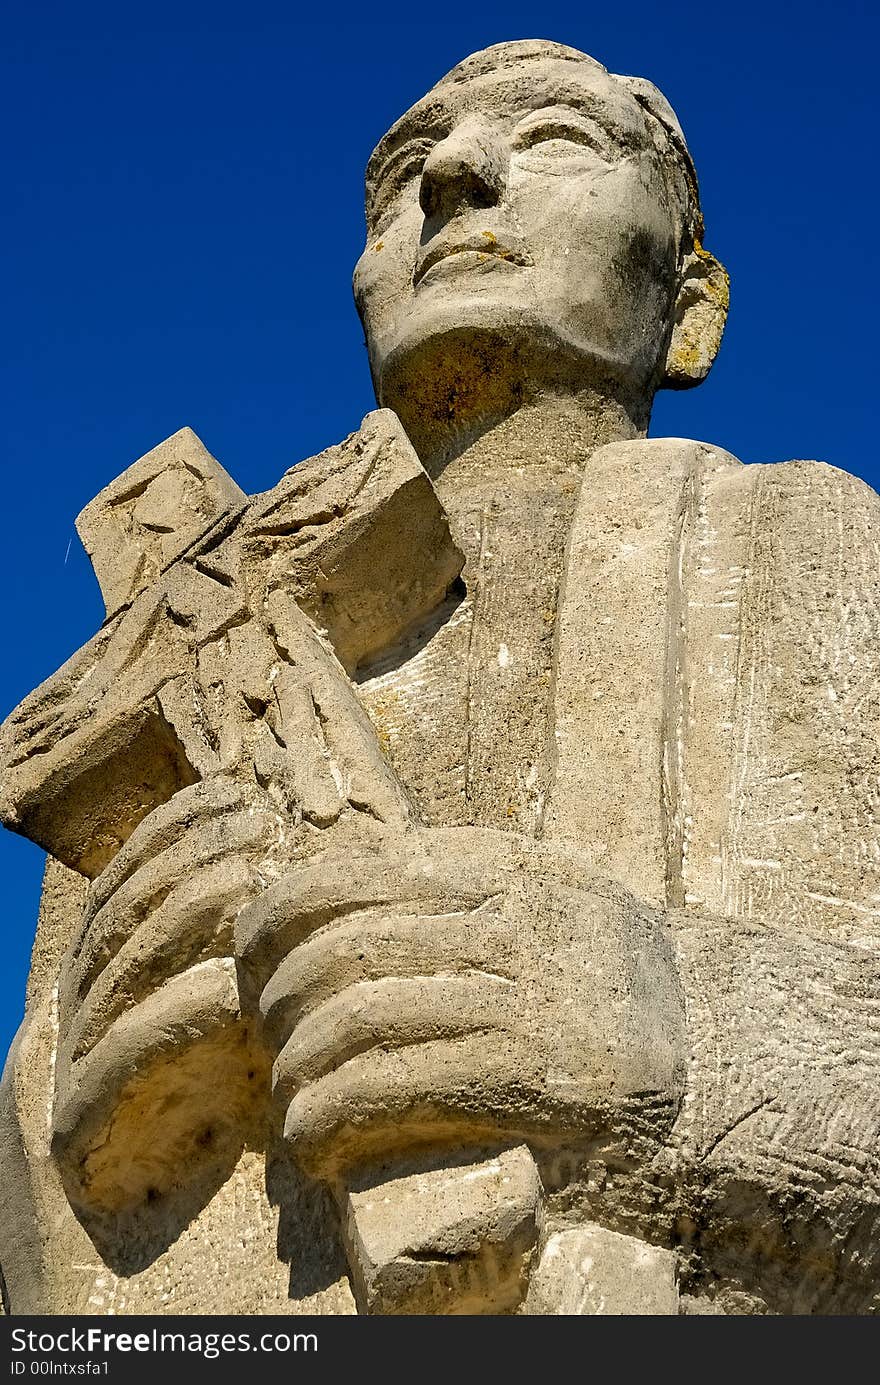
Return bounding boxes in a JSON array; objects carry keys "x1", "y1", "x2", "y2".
[{"x1": 2, "y1": 416, "x2": 879, "y2": 1315}]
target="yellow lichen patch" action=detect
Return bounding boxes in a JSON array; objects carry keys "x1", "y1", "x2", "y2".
[
  {"x1": 665, "y1": 241, "x2": 730, "y2": 385},
  {"x1": 373, "y1": 240, "x2": 384, "y2": 253},
  {"x1": 376, "y1": 724, "x2": 392, "y2": 754},
  {"x1": 366, "y1": 691, "x2": 405, "y2": 756},
  {"x1": 706, "y1": 272, "x2": 730, "y2": 312},
  {"x1": 668, "y1": 342, "x2": 704, "y2": 376},
  {"x1": 481, "y1": 230, "x2": 498, "y2": 246},
  {"x1": 693, "y1": 239, "x2": 731, "y2": 312}
]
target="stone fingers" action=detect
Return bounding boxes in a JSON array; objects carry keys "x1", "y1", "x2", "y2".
[
  {"x1": 259, "y1": 909, "x2": 515, "y2": 1050},
  {"x1": 79, "y1": 777, "x2": 254, "y2": 929},
  {"x1": 283, "y1": 1035, "x2": 541, "y2": 1180},
  {"x1": 63, "y1": 855, "x2": 261, "y2": 1064},
  {"x1": 235, "y1": 841, "x2": 507, "y2": 994},
  {"x1": 67, "y1": 803, "x2": 275, "y2": 1008},
  {"x1": 51, "y1": 958, "x2": 268, "y2": 1215},
  {"x1": 272, "y1": 973, "x2": 515, "y2": 1104}
]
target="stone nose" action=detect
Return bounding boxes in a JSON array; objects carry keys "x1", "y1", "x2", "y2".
[{"x1": 419, "y1": 119, "x2": 506, "y2": 222}]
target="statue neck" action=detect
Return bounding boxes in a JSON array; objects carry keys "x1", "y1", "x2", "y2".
[{"x1": 413, "y1": 389, "x2": 648, "y2": 504}]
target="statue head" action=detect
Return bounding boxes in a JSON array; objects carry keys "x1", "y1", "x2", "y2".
[{"x1": 354, "y1": 40, "x2": 728, "y2": 458}]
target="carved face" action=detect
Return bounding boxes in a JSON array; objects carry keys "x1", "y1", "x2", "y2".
[{"x1": 354, "y1": 51, "x2": 690, "y2": 428}]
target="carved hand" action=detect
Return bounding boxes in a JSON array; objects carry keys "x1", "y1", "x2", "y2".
[
  {"x1": 236, "y1": 824, "x2": 687, "y2": 1182},
  {"x1": 49, "y1": 593, "x2": 415, "y2": 1214}
]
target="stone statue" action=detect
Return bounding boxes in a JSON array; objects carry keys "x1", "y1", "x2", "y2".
[{"x1": 1, "y1": 39, "x2": 878, "y2": 1317}]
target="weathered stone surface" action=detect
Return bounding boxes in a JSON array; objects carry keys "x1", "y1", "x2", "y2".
[
  {"x1": 342, "y1": 1145, "x2": 541, "y2": 1314},
  {"x1": 1, "y1": 38, "x2": 878, "y2": 1317},
  {"x1": 242, "y1": 409, "x2": 463, "y2": 673},
  {"x1": 524, "y1": 1224, "x2": 679, "y2": 1315}
]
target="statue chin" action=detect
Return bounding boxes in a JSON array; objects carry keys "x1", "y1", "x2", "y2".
[{"x1": 372, "y1": 308, "x2": 643, "y2": 459}]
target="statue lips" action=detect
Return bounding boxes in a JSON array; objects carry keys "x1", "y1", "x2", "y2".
[{"x1": 414, "y1": 232, "x2": 531, "y2": 287}]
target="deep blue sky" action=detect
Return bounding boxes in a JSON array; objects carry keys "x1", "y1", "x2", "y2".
[{"x1": 2, "y1": 1, "x2": 877, "y2": 1059}]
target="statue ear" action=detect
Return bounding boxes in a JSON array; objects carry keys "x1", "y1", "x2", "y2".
[{"x1": 662, "y1": 242, "x2": 729, "y2": 389}]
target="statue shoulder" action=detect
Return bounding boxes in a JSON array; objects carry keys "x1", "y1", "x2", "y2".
[
  {"x1": 586, "y1": 435, "x2": 743, "y2": 479},
  {"x1": 584, "y1": 437, "x2": 880, "y2": 526},
  {"x1": 747, "y1": 453, "x2": 880, "y2": 514},
  {"x1": 589, "y1": 435, "x2": 879, "y2": 500}
]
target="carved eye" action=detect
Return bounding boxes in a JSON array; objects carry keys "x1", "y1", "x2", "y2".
[{"x1": 512, "y1": 114, "x2": 615, "y2": 169}]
